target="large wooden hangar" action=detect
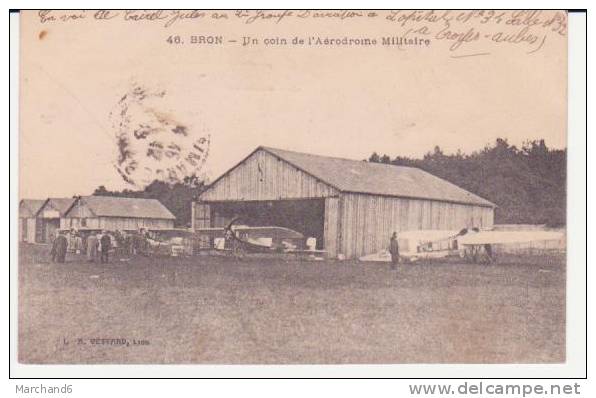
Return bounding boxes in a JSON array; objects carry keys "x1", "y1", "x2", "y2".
[{"x1": 193, "y1": 146, "x2": 496, "y2": 259}]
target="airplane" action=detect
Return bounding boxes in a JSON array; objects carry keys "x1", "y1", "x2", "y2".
[
  {"x1": 456, "y1": 229, "x2": 564, "y2": 263},
  {"x1": 359, "y1": 228, "x2": 564, "y2": 264},
  {"x1": 359, "y1": 229, "x2": 464, "y2": 263},
  {"x1": 195, "y1": 217, "x2": 321, "y2": 255},
  {"x1": 146, "y1": 228, "x2": 195, "y2": 257}
]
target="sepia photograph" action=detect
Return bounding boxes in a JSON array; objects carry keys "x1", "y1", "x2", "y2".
[{"x1": 15, "y1": 9, "x2": 572, "y2": 369}]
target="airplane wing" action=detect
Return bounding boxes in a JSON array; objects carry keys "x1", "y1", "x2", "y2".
[
  {"x1": 358, "y1": 250, "x2": 392, "y2": 262},
  {"x1": 286, "y1": 249, "x2": 327, "y2": 255},
  {"x1": 195, "y1": 227, "x2": 226, "y2": 238},
  {"x1": 196, "y1": 226, "x2": 304, "y2": 240},
  {"x1": 457, "y1": 230, "x2": 564, "y2": 245},
  {"x1": 399, "y1": 229, "x2": 462, "y2": 242},
  {"x1": 233, "y1": 226, "x2": 304, "y2": 240}
]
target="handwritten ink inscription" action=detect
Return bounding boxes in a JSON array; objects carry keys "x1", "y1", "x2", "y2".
[{"x1": 35, "y1": 10, "x2": 567, "y2": 57}]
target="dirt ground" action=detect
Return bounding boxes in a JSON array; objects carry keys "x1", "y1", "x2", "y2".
[{"x1": 17, "y1": 243, "x2": 565, "y2": 364}]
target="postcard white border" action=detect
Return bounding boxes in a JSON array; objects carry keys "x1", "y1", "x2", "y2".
[{"x1": 8, "y1": 9, "x2": 587, "y2": 379}]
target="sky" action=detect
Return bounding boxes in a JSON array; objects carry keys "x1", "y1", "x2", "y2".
[{"x1": 19, "y1": 10, "x2": 567, "y2": 199}]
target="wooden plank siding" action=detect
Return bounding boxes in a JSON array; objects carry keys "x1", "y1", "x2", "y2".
[
  {"x1": 199, "y1": 150, "x2": 338, "y2": 202},
  {"x1": 192, "y1": 202, "x2": 211, "y2": 230},
  {"x1": 192, "y1": 202, "x2": 213, "y2": 249},
  {"x1": 338, "y1": 193, "x2": 494, "y2": 259},
  {"x1": 323, "y1": 197, "x2": 340, "y2": 258},
  {"x1": 19, "y1": 218, "x2": 37, "y2": 242}
]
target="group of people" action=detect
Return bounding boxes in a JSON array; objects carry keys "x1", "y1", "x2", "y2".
[
  {"x1": 50, "y1": 229, "x2": 84, "y2": 263},
  {"x1": 49, "y1": 228, "x2": 154, "y2": 264},
  {"x1": 67, "y1": 231, "x2": 84, "y2": 254},
  {"x1": 85, "y1": 231, "x2": 113, "y2": 264},
  {"x1": 50, "y1": 229, "x2": 112, "y2": 264}
]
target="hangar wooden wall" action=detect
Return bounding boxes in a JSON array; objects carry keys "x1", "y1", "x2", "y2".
[
  {"x1": 337, "y1": 193, "x2": 494, "y2": 259},
  {"x1": 323, "y1": 197, "x2": 340, "y2": 257},
  {"x1": 196, "y1": 148, "x2": 495, "y2": 259},
  {"x1": 199, "y1": 150, "x2": 338, "y2": 201},
  {"x1": 62, "y1": 216, "x2": 173, "y2": 231}
]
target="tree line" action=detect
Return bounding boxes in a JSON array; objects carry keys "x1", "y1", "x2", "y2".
[{"x1": 368, "y1": 138, "x2": 566, "y2": 226}]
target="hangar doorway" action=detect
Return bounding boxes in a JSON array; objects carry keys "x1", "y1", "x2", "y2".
[{"x1": 210, "y1": 199, "x2": 326, "y2": 250}]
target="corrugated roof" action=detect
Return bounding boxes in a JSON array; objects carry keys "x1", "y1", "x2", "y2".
[
  {"x1": 70, "y1": 196, "x2": 175, "y2": 219},
  {"x1": 261, "y1": 146, "x2": 495, "y2": 207},
  {"x1": 19, "y1": 199, "x2": 45, "y2": 218}
]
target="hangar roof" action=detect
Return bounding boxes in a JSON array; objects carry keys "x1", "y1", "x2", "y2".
[
  {"x1": 36, "y1": 197, "x2": 77, "y2": 218},
  {"x1": 261, "y1": 146, "x2": 496, "y2": 207},
  {"x1": 19, "y1": 199, "x2": 46, "y2": 218}
]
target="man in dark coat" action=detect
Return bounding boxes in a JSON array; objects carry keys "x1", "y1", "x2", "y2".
[
  {"x1": 50, "y1": 231, "x2": 68, "y2": 263},
  {"x1": 389, "y1": 231, "x2": 400, "y2": 270},
  {"x1": 100, "y1": 231, "x2": 112, "y2": 264}
]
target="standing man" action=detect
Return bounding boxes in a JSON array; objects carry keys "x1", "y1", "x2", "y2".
[
  {"x1": 87, "y1": 233, "x2": 98, "y2": 263},
  {"x1": 135, "y1": 228, "x2": 149, "y2": 256},
  {"x1": 389, "y1": 231, "x2": 400, "y2": 271},
  {"x1": 484, "y1": 243, "x2": 494, "y2": 263},
  {"x1": 100, "y1": 231, "x2": 112, "y2": 264},
  {"x1": 50, "y1": 231, "x2": 68, "y2": 263}
]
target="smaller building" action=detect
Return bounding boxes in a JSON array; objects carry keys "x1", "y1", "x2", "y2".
[
  {"x1": 35, "y1": 197, "x2": 77, "y2": 243},
  {"x1": 18, "y1": 199, "x2": 45, "y2": 242},
  {"x1": 62, "y1": 196, "x2": 175, "y2": 232}
]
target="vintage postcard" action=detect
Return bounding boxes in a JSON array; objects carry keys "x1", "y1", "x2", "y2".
[{"x1": 17, "y1": 10, "x2": 569, "y2": 367}]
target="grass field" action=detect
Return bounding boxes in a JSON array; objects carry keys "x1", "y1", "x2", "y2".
[{"x1": 18, "y1": 243, "x2": 565, "y2": 364}]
